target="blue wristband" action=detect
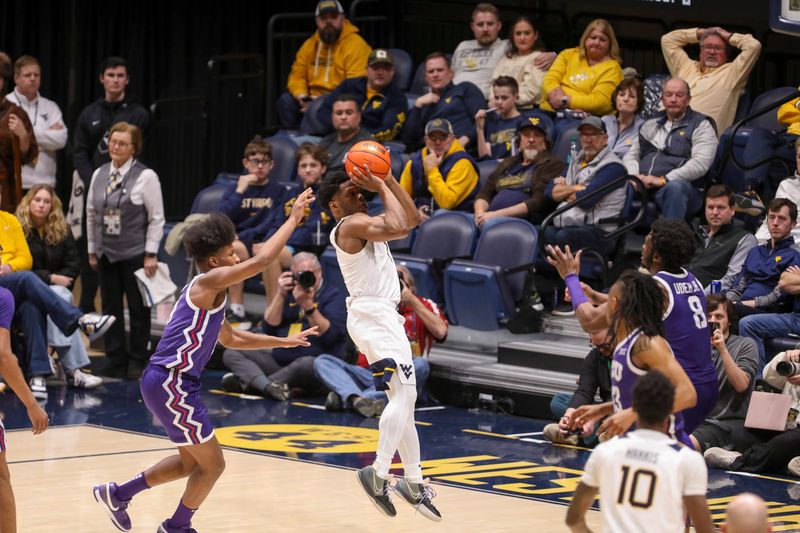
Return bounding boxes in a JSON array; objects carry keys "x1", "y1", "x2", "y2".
[{"x1": 565, "y1": 273, "x2": 589, "y2": 311}]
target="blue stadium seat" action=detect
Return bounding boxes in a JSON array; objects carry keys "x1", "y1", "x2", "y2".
[
  {"x1": 552, "y1": 123, "x2": 581, "y2": 163},
  {"x1": 747, "y1": 86, "x2": 797, "y2": 132},
  {"x1": 158, "y1": 222, "x2": 191, "y2": 288},
  {"x1": 389, "y1": 48, "x2": 414, "y2": 92},
  {"x1": 389, "y1": 228, "x2": 416, "y2": 253},
  {"x1": 265, "y1": 135, "x2": 298, "y2": 182},
  {"x1": 213, "y1": 172, "x2": 239, "y2": 186},
  {"x1": 408, "y1": 62, "x2": 428, "y2": 98},
  {"x1": 394, "y1": 212, "x2": 478, "y2": 303},
  {"x1": 477, "y1": 159, "x2": 499, "y2": 188},
  {"x1": 390, "y1": 151, "x2": 409, "y2": 181},
  {"x1": 443, "y1": 217, "x2": 538, "y2": 330},
  {"x1": 190, "y1": 184, "x2": 229, "y2": 214},
  {"x1": 299, "y1": 97, "x2": 329, "y2": 136},
  {"x1": 321, "y1": 246, "x2": 346, "y2": 296}
]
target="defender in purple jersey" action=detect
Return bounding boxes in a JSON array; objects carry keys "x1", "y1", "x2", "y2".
[
  {"x1": 546, "y1": 219, "x2": 719, "y2": 435},
  {"x1": 0, "y1": 286, "x2": 49, "y2": 533},
  {"x1": 562, "y1": 271, "x2": 697, "y2": 444},
  {"x1": 93, "y1": 190, "x2": 319, "y2": 533}
]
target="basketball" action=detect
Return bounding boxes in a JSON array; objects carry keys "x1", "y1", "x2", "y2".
[{"x1": 344, "y1": 140, "x2": 391, "y2": 181}]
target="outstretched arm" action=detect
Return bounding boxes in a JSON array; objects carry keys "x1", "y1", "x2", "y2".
[
  {"x1": 0, "y1": 330, "x2": 48, "y2": 434},
  {"x1": 218, "y1": 320, "x2": 319, "y2": 350}
]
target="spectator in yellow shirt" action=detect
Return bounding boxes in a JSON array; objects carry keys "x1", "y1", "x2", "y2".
[
  {"x1": 661, "y1": 26, "x2": 761, "y2": 136},
  {"x1": 400, "y1": 119, "x2": 480, "y2": 220},
  {"x1": 541, "y1": 19, "x2": 624, "y2": 139}
]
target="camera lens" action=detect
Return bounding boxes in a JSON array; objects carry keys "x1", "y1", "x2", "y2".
[
  {"x1": 776, "y1": 360, "x2": 800, "y2": 377},
  {"x1": 293, "y1": 271, "x2": 316, "y2": 289}
]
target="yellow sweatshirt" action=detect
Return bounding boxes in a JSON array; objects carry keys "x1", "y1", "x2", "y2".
[
  {"x1": 540, "y1": 47, "x2": 623, "y2": 116},
  {"x1": 778, "y1": 89, "x2": 800, "y2": 136},
  {"x1": 286, "y1": 19, "x2": 372, "y2": 98},
  {"x1": 400, "y1": 140, "x2": 479, "y2": 210},
  {"x1": 0, "y1": 210, "x2": 32, "y2": 272},
  {"x1": 661, "y1": 28, "x2": 761, "y2": 135}
]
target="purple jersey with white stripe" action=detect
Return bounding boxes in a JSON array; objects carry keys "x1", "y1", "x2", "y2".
[
  {"x1": 0, "y1": 287, "x2": 13, "y2": 330},
  {"x1": 148, "y1": 274, "x2": 226, "y2": 379},
  {"x1": 611, "y1": 328, "x2": 689, "y2": 445},
  {"x1": 654, "y1": 269, "x2": 717, "y2": 385}
]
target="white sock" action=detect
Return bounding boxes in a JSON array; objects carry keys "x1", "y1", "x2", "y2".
[{"x1": 230, "y1": 303, "x2": 245, "y2": 316}]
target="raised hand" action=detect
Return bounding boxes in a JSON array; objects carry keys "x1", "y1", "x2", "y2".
[
  {"x1": 350, "y1": 163, "x2": 385, "y2": 193},
  {"x1": 545, "y1": 244, "x2": 582, "y2": 280},
  {"x1": 283, "y1": 325, "x2": 320, "y2": 347},
  {"x1": 288, "y1": 187, "x2": 315, "y2": 224}
]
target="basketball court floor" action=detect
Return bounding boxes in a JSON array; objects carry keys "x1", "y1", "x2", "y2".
[{"x1": 2, "y1": 372, "x2": 799, "y2": 532}]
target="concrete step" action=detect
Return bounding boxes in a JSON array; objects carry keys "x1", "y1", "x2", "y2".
[
  {"x1": 542, "y1": 314, "x2": 590, "y2": 339},
  {"x1": 497, "y1": 334, "x2": 589, "y2": 372}
]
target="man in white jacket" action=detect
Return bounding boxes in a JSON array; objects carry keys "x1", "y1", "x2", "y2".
[{"x1": 11, "y1": 56, "x2": 67, "y2": 189}]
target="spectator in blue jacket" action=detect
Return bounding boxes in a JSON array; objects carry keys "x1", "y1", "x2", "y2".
[
  {"x1": 726, "y1": 198, "x2": 800, "y2": 317},
  {"x1": 314, "y1": 49, "x2": 406, "y2": 141},
  {"x1": 401, "y1": 52, "x2": 486, "y2": 151},
  {"x1": 220, "y1": 252, "x2": 347, "y2": 400},
  {"x1": 218, "y1": 137, "x2": 290, "y2": 329}
]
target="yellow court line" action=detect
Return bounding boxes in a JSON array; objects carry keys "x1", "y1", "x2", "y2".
[
  {"x1": 461, "y1": 429, "x2": 592, "y2": 450},
  {"x1": 209, "y1": 388, "x2": 265, "y2": 400},
  {"x1": 416, "y1": 421, "x2": 432, "y2": 426}
]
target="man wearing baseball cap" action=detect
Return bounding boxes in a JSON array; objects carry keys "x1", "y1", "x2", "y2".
[
  {"x1": 400, "y1": 118, "x2": 479, "y2": 218},
  {"x1": 474, "y1": 112, "x2": 565, "y2": 227},
  {"x1": 312, "y1": 48, "x2": 407, "y2": 140},
  {"x1": 544, "y1": 115, "x2": 627, "y2": 258},
  {"x1": 277, "y1": 0, "x2": 372, "y2": 128}
]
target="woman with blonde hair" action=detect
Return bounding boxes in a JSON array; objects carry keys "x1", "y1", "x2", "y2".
[
  {"x1": 86, "y1": 121, "x2": 164, "y2": 379},
  {"x1": 17, "y1": 185, "x2": 102, "y2": 388},
  {"x1": 541, "y1": 19, "x2": 624, "y2": 136}
]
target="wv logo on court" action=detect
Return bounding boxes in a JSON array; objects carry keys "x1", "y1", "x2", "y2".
[{"x1": 216, "y1": 424, "x2": 379, "y2": 453}]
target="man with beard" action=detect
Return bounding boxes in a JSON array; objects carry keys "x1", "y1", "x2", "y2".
[
  {"x1": 662, "y1": 26, "x2": 760, "y2": 136},
  {"x1": 314, "y1": 49, "x2": 407, "y2": 141},
  {"x1": 451, "y1": 3, "x2": 507, "y2": 100},
  {"x1": 473, "y1": 113, "x2": 564, "y2": 226},
  {"x1": 623, "y1": 77, "x2": 718, "y2": 221},
  {"x1": 318, "y1": 94, "x2": 375, "y2": 172},
  {"x1": 399, "y1": 118, "x2": 479, "y2": 218},
  {"x1": 544, "y1": 116, "x2": 626, "y2": 259},
  {"x1": 278, "y1": 0, "x2": 372, "y2": 129}
]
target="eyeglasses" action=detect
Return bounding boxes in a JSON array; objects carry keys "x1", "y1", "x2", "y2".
[
  {"x1": 701, "y1": 44, "x2": 725, "y2": 52},
  {"x1": 109, "y1": 140, "x2": 131, "y2": 148},
  {"x1": 589, "y1": 340, "x2": 613, "y2": 351},
  {"x1": 247, "y1": 158, "x2": 272, "y2": 167}
]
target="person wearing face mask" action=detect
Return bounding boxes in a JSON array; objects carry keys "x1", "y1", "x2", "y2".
[
  {"x1": 473, "y1": 113, "x2": 563, "y2": 227},
  {"x1": 399, "y1": 118, "x2": 479, "y2": 221},
  {"x1": 491, "y1": 16, "x2": 554, "y2": 109},
  {"x1": 662, "y1": 26, "x2": 761, "y2": 136},
  {"x1": 544, "y1": 116, "x2": 627, "y2": 259},
  {"x1": 277, "y1": 0, "x2": 372, "y2": 129},
  {"x1": 602, "y1": 77, "x2": 645, "y2": 159}
]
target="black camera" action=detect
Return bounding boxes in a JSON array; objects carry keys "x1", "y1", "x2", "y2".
[
  {"x1": 710, "y1": 322, "x2": 720, "y2": 333},
  {"x1": 293, "y1": 270, "x2": 316, "y2": 290},
  {"x1": 776, "y1": 360, "x2": 800, "y2": 377}
]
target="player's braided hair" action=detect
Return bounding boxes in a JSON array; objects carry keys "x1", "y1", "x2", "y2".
[
  {"x1": 650, "y1": 219, "x2": 695, "y2": 273},
  {"x1": 633, "y1": 370, "x2": 675, "y2": 425},
  {"x1": 611, "y1": 270, "x2": 665, "y2": 342}
]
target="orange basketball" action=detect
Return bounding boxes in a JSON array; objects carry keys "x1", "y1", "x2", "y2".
[{"x1": 344, "y1": 140, "x2": 391, "y2": 181}]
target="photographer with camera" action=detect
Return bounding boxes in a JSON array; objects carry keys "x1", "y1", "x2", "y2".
[
  {"x1": 704, "y1": 346, "x2": 800, "y2": 477},
  {"x1": 220, "y1": 252, "x2": 347, "y2": 400},
  {"x1": 689, "y1": 295, "x2": 759, "y2": 453}
]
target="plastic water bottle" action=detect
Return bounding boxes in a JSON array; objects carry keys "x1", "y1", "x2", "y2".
[{"x1": 568, "y1": 137, "x2": 579, "y2": 166}]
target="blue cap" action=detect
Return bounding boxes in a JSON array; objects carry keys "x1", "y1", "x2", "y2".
[{"x1": 516, "y1": 112, "x2": 554, "y2": 143}]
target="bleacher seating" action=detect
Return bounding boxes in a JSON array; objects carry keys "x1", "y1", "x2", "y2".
[
  {"x1": 265, "y1": 135, "x2": 299, "y2": 181},
  {"x1": 551, "y1": 123, "x2": 581, "y2": 163},
  {"x1": 443, "y1": 217, "x2": 538, "y2": 330},
  {"x1": 389, "y1": 48, "x2": 414, "y2": 92},
  {"x1": 394, "y1": 211, "x2": 478, "y2": 303},
  {"x1": 477, "y1": 159, "x2": 499, "y2": 189}
]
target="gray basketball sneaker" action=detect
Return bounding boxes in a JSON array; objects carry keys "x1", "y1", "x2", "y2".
[
  {"x1": 356, "y1": 466, "x2": 396, "y2": 517},
  {"x1": 394, "y1": 477, "x2": 442, "y2": 522}
]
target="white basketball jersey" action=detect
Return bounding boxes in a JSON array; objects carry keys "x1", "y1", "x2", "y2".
[
  {"x1": 330, "y1": 217, "x2": 401, "y2": 304},
  {"x1": 581, "y1": 429, "x2": 707, "y2": 533}
]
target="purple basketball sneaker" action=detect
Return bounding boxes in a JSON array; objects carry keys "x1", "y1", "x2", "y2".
[
  {"x1": 93, "y1": 481, "x2": 132, "y2": 531},
  {"x1": 157, "y1": 520, "x2": 198, "y2": 533}
]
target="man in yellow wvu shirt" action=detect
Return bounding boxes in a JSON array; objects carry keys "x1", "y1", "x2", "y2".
[{"x1": 400, "y1": 119, "x2": 479, "y2": 220}]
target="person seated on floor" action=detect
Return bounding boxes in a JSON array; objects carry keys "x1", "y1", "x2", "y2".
[
  {"x1": 16, "y1": 185, "x2": 102, "y2": 389},
  {"x1": 318, "y1": 93, "x2": 376, "y2": 171},
  {"x1": 399, "y1": 118, "x2": 479, "y2": 221},
  {"x1": 602, "y1": 76, "x2": 645, "y2": 159},
  {"x1": 475, "y1": 76, "x2": 524, "y2": 160},
  {"x1": 401, "y1": 52, "x2": 486, "y2": 151},
  {"x1": 0, "y1": 189, "x2": 114, "y2": 398},
  {"x1": 543, "y1": 115, "x2": 627, "y2": 259},
  {"x1": 725, "y1": 198, "x2": 800, "y2": 318},
  {"x1": 315, "y1": 48, "x2": 406, "y2": 141},
  {"x1": 544, "y1": 328, "x2": 612, "y2": 447},
  {"x1": 623, "y1": 77, "x2": 718, "y2": 221},
  {"x1": 689, "y1": 295, "x2": 759, "y2": 453},
  {"x1": 473, "y1": 113, "x2": 564, "y2": 227},
  {"x1": 689, "y1": 185, "x2": 758, "y2": 294},
  {"x1": 739, "y1": 265, "x2": 800, "y2": 370},
  {"x1": 704, "y1": 347, "x2": 800, "y2": 478},
  {"x1": 218, "y1": 136, "x2": 291, "y2": 329},
  {"x1": 257, "y1": 143, "x2": 335, "y2": 319},
  {"x1": 313, "y1": 266, "x2": 447, "y2": 417},
  {"x1": 755, "y1": 138, "x2": 800, "y2": 245},
  {"x1": 220, "y1": 252, "x2": 347, "y2": 400}
]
